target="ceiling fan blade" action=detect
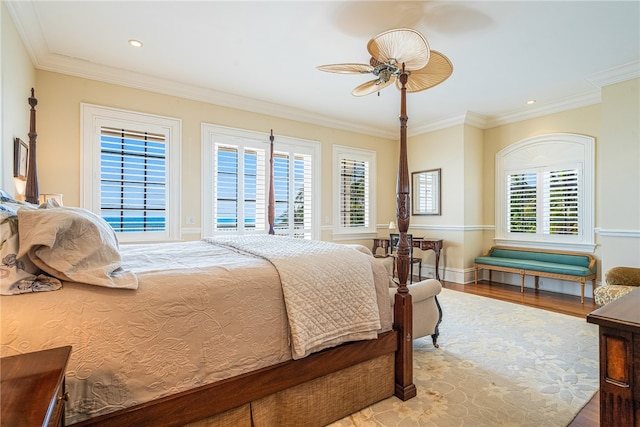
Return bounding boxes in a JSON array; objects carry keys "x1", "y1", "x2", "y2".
[
  {"x1": 367, "y1": 28, "x2": 430, "y2": 71},
  {"x1": 399, "y1": 51, "x2": 453, "y2": 93},
  {"x1": 316, "y1": 63, "x2": 373, "y2": 74},
  {"x1": 351, "y1": 76, "x2": 395, "y2": 97}
]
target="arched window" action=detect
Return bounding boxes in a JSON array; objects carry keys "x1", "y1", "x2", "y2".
[{"x1": 495, "y1": 133, "x2": 595, "y2": 251}]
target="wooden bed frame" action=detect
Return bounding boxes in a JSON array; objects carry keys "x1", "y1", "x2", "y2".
[{"x1": 23, "y1": 85, "x2": 417, "y2": 425}]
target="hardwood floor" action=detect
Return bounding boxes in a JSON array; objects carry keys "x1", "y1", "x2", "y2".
[{"x1": 440, "y1": 279, "x2": 599, "y2": 426}]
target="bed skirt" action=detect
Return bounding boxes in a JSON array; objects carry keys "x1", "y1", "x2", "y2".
[{"x1": 184, "y1": 353, "x2": 395, "y2": 427}]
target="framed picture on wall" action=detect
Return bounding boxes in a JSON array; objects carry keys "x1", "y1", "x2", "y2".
[
  {"x1": 14, "y1": 138, "x2": 28, "y2": 180},
  {"x1": 412, "y1": 168, "x2": 441, "y2": 215}
]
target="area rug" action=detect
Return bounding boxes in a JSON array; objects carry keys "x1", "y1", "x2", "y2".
[{"x1": 331, "y1": 287, "x2": 599, "y2": 427}]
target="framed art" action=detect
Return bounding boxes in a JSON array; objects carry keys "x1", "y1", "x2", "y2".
[
  {"x1": 412, "y1": 168, "x2": 441, "y2": 215},
  {"x1": 14, "y1": 138, "x2": 28, "y2": 180}
]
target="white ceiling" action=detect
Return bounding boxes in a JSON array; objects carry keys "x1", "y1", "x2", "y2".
[{"x1": 7, "y1": 1, "x2": 640, "y2": 138}]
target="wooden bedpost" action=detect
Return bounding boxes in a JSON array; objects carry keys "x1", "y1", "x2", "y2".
[
  {"x1": 268, "y1": 130, "x2": 275, "y2": 235},
  {"x1": 25, "y1": 88, "x2": 39, "y2": 205},
  {"x1": 394, "y1": 67, "x2": 416, "y2": 400}
]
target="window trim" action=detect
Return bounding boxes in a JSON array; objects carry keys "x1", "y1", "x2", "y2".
[
  {"x1": 332, "y1": 144, "x2": 377, "y2": 238},
  {"x1": 202, "y1": 124, "x2": 321, "y2": 239},
  {"x1": 81, "y1": 104, "x2": 182, "y2": 243},
  {"x1": 495, "y1": 133, "x2": 595, "y2": 252}
]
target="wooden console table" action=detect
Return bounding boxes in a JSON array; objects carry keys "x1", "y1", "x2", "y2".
[
  {"x1": 372, "y1": 237, "x2": 443, "y2": 281},
  {"x1": 587, "y1": 287, "x2": 640, "y2": 427}
]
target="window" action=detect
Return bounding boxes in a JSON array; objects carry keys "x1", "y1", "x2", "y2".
[
  {"x1": 81, "y1": 104, "x2": 181, "y2": 243},
  {"x1": 333, "y1": 145, "x2": 376, "y2": 237},
  {"x1": 496, "y1": 133, "x2": 594, "y2": 251},
  {"x1": 202, "y1": 124, "x2": 320, "y2": 239},
  {"x1": 508, "y1": 168, "x2": 580, "y2": 235},
  {"x1": 214, "y1": 144, "x2": 267, "y2": 232}
]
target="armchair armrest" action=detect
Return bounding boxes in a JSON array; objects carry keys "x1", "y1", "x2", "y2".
[{"x1": 389, "y1": 279, "x2": 442, "y2": 303}]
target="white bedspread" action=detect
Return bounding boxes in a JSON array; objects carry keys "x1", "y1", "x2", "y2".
[
  {"x1": 208, "y1": 236, "x2": 382, "y2": 359},
  {"x1": 1, "y1": 238, "x2": 391, "y2": 424}
]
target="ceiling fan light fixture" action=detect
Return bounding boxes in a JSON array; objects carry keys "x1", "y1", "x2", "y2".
[{"x1": 317, "y1": 28, "x2": 452, "y2": 97}]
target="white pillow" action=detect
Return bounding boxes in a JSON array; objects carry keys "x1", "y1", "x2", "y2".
[
  {"x1": 0, "y1": 192, "x2": 62, "y2": 295},
  {"x1": 17, "y1": 206, "x2": 138, "y2": 289}
]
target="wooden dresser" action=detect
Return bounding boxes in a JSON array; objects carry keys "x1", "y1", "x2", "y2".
[
  {"x1": 1, "y1": 346, "x2": 71, "y2": 426},
  {"x1": 587, "y1": 288, "x2": 640, "y2": 427}
]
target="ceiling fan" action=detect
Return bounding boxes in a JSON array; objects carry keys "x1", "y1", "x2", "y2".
[
  {"x1": 316, "y1": 28, "x2": 453, "y2": 96},
  {"x1": 317, "y1": 28, "x2": 453, "y2": 289}
]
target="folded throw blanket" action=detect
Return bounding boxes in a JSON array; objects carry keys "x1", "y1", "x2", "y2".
[{"x1": 206, "y1": 236, "x2": 381, "y2": 359}]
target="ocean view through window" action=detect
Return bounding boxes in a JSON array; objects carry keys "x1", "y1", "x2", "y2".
[
  {"x1": 81, "y1": 104, "x2": 181, "y2": 243},
  {"x1": 100, "y1": 127, "x2": 167, "y2": 233},
  {"x1": 202, "y1": 124, "x2": 320, "y2": 239}
]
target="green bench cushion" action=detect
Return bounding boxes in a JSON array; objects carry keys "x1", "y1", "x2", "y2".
[
  {"x1": 489, "y1": 248, "x2": 591, "y2": 268},
  {"x1": 474, "y1": 257, "x2": 592, "y2": 277}
]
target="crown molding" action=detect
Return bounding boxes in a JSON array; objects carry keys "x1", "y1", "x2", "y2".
[
  {"x1": 7, "y1": 1, "x2": 638, "y2": 140},
  {"x1": 37, "y1": 53, "x2": 397, "y2": 139},
  {"x1": 484, "y1": 90, "x2": 602, "y2": 129},
  {"x1": 587, "y1": 60, "x2": 640, "y2": 87},
  {"x1": 412, "y1": 61, "x2": 640, "y2": 134},
  {"x1": 410, "y1": 90, "x2": 603, "y2": 134},
  {"x1": 409, "y1": 111, "x2": 490, "y2": 135},
  {"x1": 6, "y1": 1, "x2": 396, "y2": 140}
]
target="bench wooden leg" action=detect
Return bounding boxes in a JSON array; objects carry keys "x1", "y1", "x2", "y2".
[
  {"x1": 520, "y1": 273, "x2": 525, "y2": 293},
  {"x1": 534, "y1": 276, "x2": 539, "y2": 290},
  {"x1": 580, "y1": 280, "x2": 585, "y2": 304}
]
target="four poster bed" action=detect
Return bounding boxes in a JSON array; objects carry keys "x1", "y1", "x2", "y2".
[{"x1": 0, "y1": 86, "x2": 421, "y2": 426}]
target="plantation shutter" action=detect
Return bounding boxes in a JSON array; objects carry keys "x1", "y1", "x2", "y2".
[
  {"x1": 273, "y1": 151, "x2": 313, "y2": 238},
  {"x1": 293, "y1": 153, "x2": 313, "y2": 238},
  {"x1": 100, "y1": 126, "x2": 167, "y2": 233},
  {"x1": 213, "y1": 143, "x2": 266, "y2": 233},
  {"x1": 543, "y1": 168, "x2": 579, "y2": 235},
  {"x1": 339, "y1": 158, "x2": 369, "y2": 228},
  {"x1": 273, "y1": 152, "x2": 290, "y2": 231},
  {"x1": 508, "y1": 172, "x2": 537, "y2": 233}
]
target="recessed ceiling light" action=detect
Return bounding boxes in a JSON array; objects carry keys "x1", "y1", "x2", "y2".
[
  {"x1": 526, "y1": 99, "x2": 536, "y2": 105},
  {"x1": 128, "y1": 39, "x2": 143, "y2": 48}
]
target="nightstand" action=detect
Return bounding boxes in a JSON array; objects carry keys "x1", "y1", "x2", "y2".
[{"x1": 1, "y1": 346, "x2": 71, "y2": 426}]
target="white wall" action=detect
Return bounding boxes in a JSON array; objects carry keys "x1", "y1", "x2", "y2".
[
  {"x1": 597, "y1": 79, "x2": 640, "y2": 275},
  {"x1": 407, "y1": 81, "x2": 639, "y2": 298},
  {"x1": 1, "y1": 2, "x2": 36, "y2": 195}
]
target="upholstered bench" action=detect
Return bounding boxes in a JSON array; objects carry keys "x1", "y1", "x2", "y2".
[
  {"x1": 593, "y1": 266, "x2": 640, "y2": 306},
  {"x1": 474, "y1": 246, "x2": 597, "y2": 303}
]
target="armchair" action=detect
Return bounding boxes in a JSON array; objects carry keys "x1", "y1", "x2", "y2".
[
  {"x1": 593, "y1": 266, "x2": 640, "y2": 306},
  {"x1": 377, "y1": 255, "x2": 442, "y2": 347},
  {"x1": 346, "y1": 245, "x2": 443, "y2": 347}
]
